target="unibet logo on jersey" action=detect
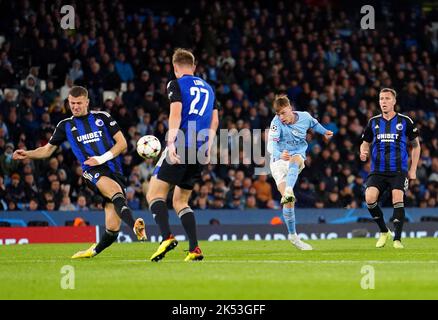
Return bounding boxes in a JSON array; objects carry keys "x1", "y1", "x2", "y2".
[
  {"x1": 376, "y1": 133, "x2": 399, "y2": 142},
  {"x1": 77, "y1": 131, "x2": 103, "y2": 144}
]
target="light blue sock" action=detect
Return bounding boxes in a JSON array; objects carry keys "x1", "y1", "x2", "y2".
[
  {"x1": 286, "y1": 162, "x2": 299, "y2": 189},
  {"x1": 282, "y1": 206, "x2": 296, "y2": 234}
]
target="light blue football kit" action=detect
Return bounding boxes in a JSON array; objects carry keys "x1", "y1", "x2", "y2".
[{"x1": 267, "y1": 111, "x2": 328, "y2": 236}]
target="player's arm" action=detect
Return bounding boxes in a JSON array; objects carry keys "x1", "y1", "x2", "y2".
[
  {"x1": 360, "y1": 120, "x2": 373, "y2": 161},
  {"x1": 85, "y1": 113, "x2": 127, "y2": 166},
  {"x1": 360, "y1": 141, "x2": 371, "y2": 162},
  {"x1": 168, "y1": 102, "x2": 182, "y2": 146},
  {"x1": 14, "y1": 119, "x2": 66, "y2": 160},
  {"x1": 166, "y1": 80, "x2": 183, "y2": 164},
  {"x1": 309, "y1": 113, "x2": 333, "y2": 140},
  {"x1": 13, "y1": 143, "x2": 57, "y2": 160},
  {"x1": 407, "y1": 121, "x2": 421, "y2": 180},
  {"x1": 207, "y1": 108, "x2": 219, "y2": 155},
  {"x1": 267, "y1": 120, "x2": 284, "y2": 161}
]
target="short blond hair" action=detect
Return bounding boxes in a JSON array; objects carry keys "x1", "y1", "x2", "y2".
[
  {"x1": 273, "y1": 95, "x2": 291, "y2": 112},
  {"x1": 172, "y1": 48, "x2": 195, "y2": 67},
  {"x1": 380, "y1": 88, "x2": 397, "y2": 98}
]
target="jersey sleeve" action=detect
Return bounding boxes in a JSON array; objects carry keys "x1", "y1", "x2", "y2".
[
  {"x1": 167, "y1": 80, "x2": 182, "y2": 103},
  {"x1": 362, "y1": 120, "x2": 373, "y2": 143},
  {"x1": 406, "y1": 118, "x2": 419, "y2": 141},
  {"x1": 48, "y1": 120, "x2": 67, "y2": 146},
  {"x1": 267, "y1": 118, "x2": 282, "y2": 160},
  {"x1": 99, "y1": 111, "x2": 121, "y2": 137},
  {"x1": 308, "y1": 112, "x2": 328, "y2": 135}
]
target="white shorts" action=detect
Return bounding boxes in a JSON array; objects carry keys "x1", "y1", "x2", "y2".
[{"x1": 270, "y1": 156, "x2": 305, "y2": 186}]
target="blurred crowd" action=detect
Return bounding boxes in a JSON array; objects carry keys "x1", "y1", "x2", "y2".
[{"x1": 0, "y1": 0, "x2": 437, "y2": 212}]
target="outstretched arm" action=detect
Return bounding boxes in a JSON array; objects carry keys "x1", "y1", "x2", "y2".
[
  {"x1": 13, "y1": 143, "x2": 58, "y2": 160},
  {"x1": 310, "y1": 116, "x2": 333, "y2": 140}
]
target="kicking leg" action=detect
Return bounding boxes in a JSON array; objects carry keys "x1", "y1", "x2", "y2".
[
  {"x1": 282, "y1": 155, "x2": 304, "y2": 205},
  {"x1": 96, "y1": 176, "x2": 146, "y2": 241}
]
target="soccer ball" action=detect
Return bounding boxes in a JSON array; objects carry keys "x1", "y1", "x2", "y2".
[{"x1": 136, "y1": 135, "x2": 161, "y2": 159}]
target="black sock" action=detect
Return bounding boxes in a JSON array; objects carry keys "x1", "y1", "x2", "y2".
[
  {"x1": 178, "y1": 207, "x2": 198, "y2": 251},
  {"x1": 111, "y1": 193, "x2": 135, "y2": 228},
  {"x1": 367, "y1": 202, "x2": 388, "y2": 233},
  {"x1": 150, "y1": 199, "x2": 172, "y2": 239},
  {"x1": 95, "y1": 229, "x2": 119, "y2": 254},
  {"x1": 392, "y1": 202, "x2": 405, "y2": 241}
]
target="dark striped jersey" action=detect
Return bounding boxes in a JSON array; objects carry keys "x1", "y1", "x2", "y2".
[
  {"x1": 362, "y1": 113, "x2": 419, "y2": 174},
  {"x1": 48, "y1": 111, "x2": 123, "y2": 174},
  {"x1": 167, "y1": 75, "x2": 218, "y2": 148}
]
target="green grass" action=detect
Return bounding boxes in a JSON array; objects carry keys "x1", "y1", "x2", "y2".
[{"x1": 1, "y1": 238, "x2": 438, "y2": 299}]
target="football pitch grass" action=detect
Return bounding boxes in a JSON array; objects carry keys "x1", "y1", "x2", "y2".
[{"x1": 1, "y1": 238, "x2": 438, "y2": 300}]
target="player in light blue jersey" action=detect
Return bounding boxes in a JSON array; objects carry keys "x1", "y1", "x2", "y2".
[{"x1": 267, "y1": 95, "x2": 333, "y2": 250}]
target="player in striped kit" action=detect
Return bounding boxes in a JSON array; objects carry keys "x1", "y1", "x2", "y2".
[
  {"x1": 13, "y1": 86, "x2": 146, "y2": 258},
  {"x1": 360, "y1": 88, "x2": 421, "y2": 249}
]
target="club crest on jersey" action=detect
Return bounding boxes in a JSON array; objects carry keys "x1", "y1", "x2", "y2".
[
  {"x1": 396, "y1": 123, "x2": 404, "y2": 131},
  {"x1": 95, "y1": 119, "x2": 104, "y2": 127}
]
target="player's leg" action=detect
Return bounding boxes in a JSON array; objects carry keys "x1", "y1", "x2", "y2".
[
  {"x1": 146, "y1": 176, "x2": 172, "y2": 239},
  {"x1": 277, "y1": 181, "x2": 312, "y2": 250},
  {"x1": 391, "y1": 174, "x2": 407, "y2": 249},
  {"x1": 282, "y1": 155, "x2": 304, "y2": 204},
  {"x1": 172, "y1": 186, "x2": 203, "y2": 261},
  {"x1": 146, "y1": 176, "x2": 178, "y2": 261},
  {"x1": 365, "y1": 180, "x2": 391, "y2": 248},
  {"x1": 94, "y1": 203, "x2": 122, "y2": 255},
  {"x1": 72, "y1": 203, "x2": 121, "y2": 258},
  {"x1": 271, "y1": 159, "x2": 311, "y2": 250},
  {"x1": 96, "y1": 176, "x2": 146, "y2": 241}
]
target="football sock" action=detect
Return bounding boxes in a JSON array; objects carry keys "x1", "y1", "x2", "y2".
[
  {"x1": 392, "y1": 202, "x2": 405, "y2": 241},
  {"x1": 95, "y1": 229, "x2": 119, "y2": 254},
  {"x1": 111, "y1": 192, "x2": 135, "y2": 228},
  {"x1": 286, "y1": 162, "x2": 299, "y2": 190},
  {"x1": 282, "y1": 206, "x2": 296, "y2": 235},
  {"x1": 367, "y1": 202, "x2": 388, "y2": 233},
  {"x1": 178, "y1": 207, "x2": 198, "y2": 251},
  {"x1": 149, "y1": 198, "x2": 172, "y2": 239}
]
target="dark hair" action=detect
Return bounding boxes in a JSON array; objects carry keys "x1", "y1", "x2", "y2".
[{"x1": 69, "y1": 86, "x2": 89, "y2": 98}]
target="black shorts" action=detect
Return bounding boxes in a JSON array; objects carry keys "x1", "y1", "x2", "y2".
[
  {"x1": 153, "y1": 147, "x2": 204, "y2": 190},
  {"x1": 82, "y1": 165, "x2": 127, "y2": 202},
  {"x1": 366, "y1": 173, "x2": 408, "y2": 193}
]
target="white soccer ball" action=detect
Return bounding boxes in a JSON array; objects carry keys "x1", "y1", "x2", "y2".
[{"x1": 136, "y1": 135, "x2": 161, "y2": 159}]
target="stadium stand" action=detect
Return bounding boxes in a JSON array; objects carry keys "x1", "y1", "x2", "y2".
[{"x1": 0, "y1": 0, "x2": 436, "y2": 212}]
